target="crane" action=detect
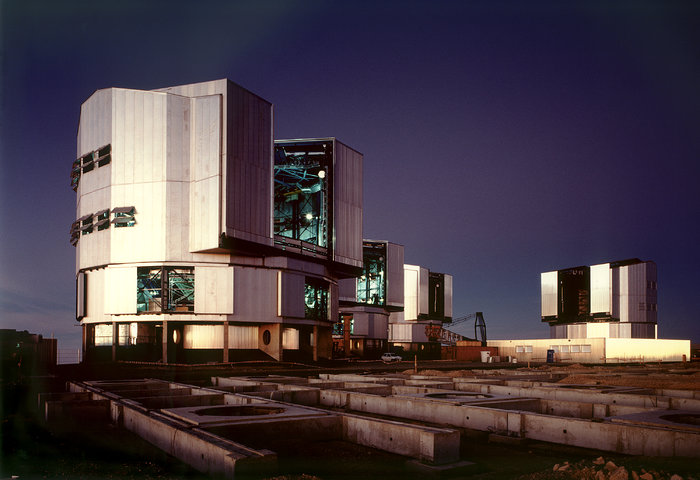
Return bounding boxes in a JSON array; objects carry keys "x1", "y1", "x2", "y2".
[
  {"x1": 424, "y1": 312, "x2": 487, "y2": 346},
  {"x1": 446, "y1": 312, "x2": 487, "y2": 346}
]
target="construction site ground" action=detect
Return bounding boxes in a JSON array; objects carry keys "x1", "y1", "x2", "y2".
[{"x1": 2, "y1": 359, "x2": 698, "y2": 480}]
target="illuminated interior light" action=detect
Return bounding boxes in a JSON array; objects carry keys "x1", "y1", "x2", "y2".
[
  {"x1": 318, "y1": 170, "x2": 326, "y2": 178},
  {"x1": 305, "y1": 213, "x2": 313, "y2": 220}
]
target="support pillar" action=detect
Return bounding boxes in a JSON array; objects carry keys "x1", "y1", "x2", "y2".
[
  {"x1": 313, "y1": 325, "x2": 318, "y2": 362},
  {"x1": 82, "y1": 324, "x2": 87, "y2": 363},
  {"x1": 162, "y1": 320, "x2": 168, "y2": 364},
  {"x1": 223, "y1": 321, "x2": 229, "y2": 363},
  {"x1": 112, "y1": 321, "x2": 117, "y2": 362},
  {"x1": 343, "y1": 314, "x2": 352, "y2": 357}
]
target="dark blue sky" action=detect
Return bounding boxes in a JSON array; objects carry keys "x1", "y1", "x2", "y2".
[{"x1": 2, "y1": 0, "x2": 699, "y2": 351}]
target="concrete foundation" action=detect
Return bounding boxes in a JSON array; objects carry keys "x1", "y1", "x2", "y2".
[{"x1": 41, "y1": 368, "x2": 699, "y2": 479}]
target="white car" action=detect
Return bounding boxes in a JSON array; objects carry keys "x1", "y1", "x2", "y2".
[{"x1": 381, "y1": 352, "x2": 402, "y2": 363}]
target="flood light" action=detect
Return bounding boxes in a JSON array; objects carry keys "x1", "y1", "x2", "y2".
[{"x1": 318, "y1": 170, "x2": 326, "y2": 179}]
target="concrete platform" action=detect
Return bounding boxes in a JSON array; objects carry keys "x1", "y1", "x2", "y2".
[
  {"x1": 608, "y1": 409, "x2": 700, "y2": 433},
  {"x1": 162, "y1": 401, "x2": 330, "y2": 427}
]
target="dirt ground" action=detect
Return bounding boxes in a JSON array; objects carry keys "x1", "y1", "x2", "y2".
[
  {"x1": 3, "y1": 361, "x2": 699, "y2": 480},
  {"x1": 410, "y1": 363, "x2": 700, "y2": 391}
]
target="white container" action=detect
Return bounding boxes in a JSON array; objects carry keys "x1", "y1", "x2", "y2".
[{"x1": 480, "y1": 351, "x2": 490, "y2": 363}]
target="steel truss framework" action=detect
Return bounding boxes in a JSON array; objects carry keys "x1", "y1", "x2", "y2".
[
  {"x1": 137, "y1": 266, "x2": 194, "y2": 313},
  {"x1": 273, "y1": 142, "x2": 330, "y2": 249}
]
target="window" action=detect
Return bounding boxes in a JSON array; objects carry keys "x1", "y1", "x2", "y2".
[
  {"x1": 334, "y1": 314, "x2": 354, "y2": 335},
  {"x1": 73, "y1": 144, "x2": 111, "y2": 189},
  {"x1": 94, "y1": 324, "x2": 112, "y2": 346},
  {"x1": 516, "y1": 345, "x2": 524, "y2": 353},
  {"x1": 112, "y1": 206, "x2": 136, "y2": 227},
  {"x1": 71, "y1": 159, "x2": 81, "y2": 191},
  {"x1": 550, "y1": 345, "x2": 559, "y2": 353},
  {"x1": 137, "y1": 266, "x2": 194, "y2": 313},
  {"x1": 560, "y1": 345, "x2": 570, "y2": 353},
  {"x1": 81, "y1": 152, "x2": 95, "y2": 173},
  {"x1": 571, "y1": 345, "x2": 581, "y2": 353},
  {"x1": 524, "y1": 345, "x2": 533, "y2": 353},
  {"x1": 357, "y1": 242, "x2": 386, "y2": 305},
  {"x1": 70, "y1": 220, "x2": 80, "y2": 246},
  {"x1": 95, "y1": 209, "x2": 110, "y2": 231},
  {"x1": 581, "y1": 344, "x2": 592, "y2": 353},
  {"x1": 79, "y1": 214, "x2": 93, "y2": 235},
  {"x1": 97, "y1": 144, "x2": 111, "y2": 167},
  {"x1": 304, "y1": 277, "x2": 329, "y2": 320}
]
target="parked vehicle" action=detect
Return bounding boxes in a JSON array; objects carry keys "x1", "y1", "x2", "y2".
[{"x1": 381, "y1": 352, "x2": 402, "y2": 363}]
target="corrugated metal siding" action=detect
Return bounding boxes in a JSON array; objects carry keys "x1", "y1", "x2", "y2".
[
  {"x1": 279, "y1": 272, "x2": 305, "y2": 318},
  {"x1": 385, "y1": 242, "x2": 404, "y2": 308},
  {"x1": 283, "y1": 328, "x2": 299, "y2": 349},
  {"x1": 550, "y1": 325, "x2": 566, "y2": 339},
  {"x1": 194, "y1": 265, "x2": 234, "y2": 314},
  {"x1": 229, "y1": 325, "x2": 258, "y2": 348},
  {"x1": 566, "y1": 323, "x2": 587, "y2": 339},
  {"x1": 76, "y1": 89, "x2": 113, "y2": 272},
  {"x1": 590, "y1": 263, "x2": 611, "y2": 314},
  {"x1": 369, "y1": 312, "x2": 389, "y2": 338},
  {"x1": 189, "y1": 94, "x2": 222, "y2": 252},
  {"x1": 352, "y1": 312, "x2": 370, "y2": 336},
  {"x1": 332, "y1": 140, "x2": 363, "y2": 268},
  {"x1": 76, "y1": 272, "x2": 86, "y2": 319},
  {"x1": 618, "y1": 262, "x2": 657, "y2": 324},
  {"x1": 586, "y1": 322, "x2": 609, "y2": 338},
  {"x1": 232, "y1": 267, "x2": 278, "y2": 323},
  {"x1": 338, "y1": 277, "x2": 356, "y2": 302},
  {"x1": 644, "y1": 261, "x2": 657, "y2": 324},
  {"x1": 390, "y1": 323, "x2": 412, "y2": 342},
  {"x1": 225, "y1": 82, "x2": 273, "y2": 246},
  {"x1": 418, "y1": 267, "x2": 429, "y2": 316},
  {"x1": 183, "y1": 325, "x2": 223, "y2": 349},
  {"x1": 329, "y1": 281, "x2": 339, "y2": 324},
  {"x1": 403, "y1": 265, "x2": 419, "y2": 320},
  {"x1": 541, "y1": 271, "x2": 558, "y2": 317},
  {"x1": 412, "y1": 323, "x2": 430, "y2": 343},
  {"x1": 109, "y1": 89, "x2": 169, "y2": 264},
  {"x1": 105, "y1": 266, "x2": 137, "y2": 315},
  {"x1": 443, "y1": 274, "x2": 453, "y2": 318},
  {"x1": 84, "y1": 268, "x2": 108, "y2": 322}
]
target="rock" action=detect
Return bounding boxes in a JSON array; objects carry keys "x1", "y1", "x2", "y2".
[
  {"x1": 670, "y1": 475, "x2": 683, "y2": 480},
  {"x1": 596, "y1": 470, "x2": 607, "y2": 480},
  {"x1": 559, "y1": 464, "x2": 570, "y2": 471},
  {"x1": 553, "y1": 463, "x2": 560, "y2": 471},
  {"x1": 605, "y1": 461, "x2": 618, "y2": 472},
  {"x1": 609, "y1": 467, "x2": 629, "y2": 480},
  {"x1": 632, "y1": 471, "x2": 639, "y2": 480},
  {"x1": 594, "y1": 457, "x2": 606, "y2": 465},
  {"x1": 639, "y1": 474, "x2": 653, "y2": 480}
]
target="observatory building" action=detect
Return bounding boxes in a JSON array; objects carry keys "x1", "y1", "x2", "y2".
[
  {"x1": 72, "y1": 79, "x2": 362, "y2": 363},
  {"x1": 541, "y1": 259, "x2": 657, "y2": 340},
  {"x1": 489, "y1": 259, "x2": 689, "y2": 363},
  {"x1": 335, "y1": 241, "x2": 453, "y2": 360}
]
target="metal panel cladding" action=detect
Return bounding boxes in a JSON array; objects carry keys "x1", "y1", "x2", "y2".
[
  {"x1": 403, "y1": 265, "x2": 420, "y2": 320},
  {"x1": 385, "y1": 242, "x2": 405, "y2": 309},
  {"x1": 333, "y1": 140, "x2": 363, "y2": 269},
  {"x1": 443, "y1": 274, "x2": 453, "y2": 320},
  {"x1": 590, "y1": 263, "x2": 612, "y2": 315},
  {"x1": 541, "y1": 271, "x2": 558, "y2": 319}
]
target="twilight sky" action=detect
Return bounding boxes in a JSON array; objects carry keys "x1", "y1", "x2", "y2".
[{"x1": 1, "y1": 0, "x2": 699, "y2": 352}]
